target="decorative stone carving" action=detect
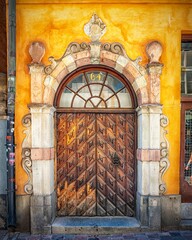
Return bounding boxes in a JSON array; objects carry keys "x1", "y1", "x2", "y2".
[
  {"x1": 64, "y1": 42, "x2": 91, "y2": 56},
  {"x1": 146, "y1": 41, "x2": 163, "y2": 104},
  {"x1": 101, "y1": 42, "x2": 128, "y2": 58},
  {"x1": 84, "y1": 13, "x2": 106, "y2": 42},
  {"x1": 146, "y1": 41, "x2": 162, "y2": 64},
  {"x1": 29, "y1": 41, "x2": 45, "y2": 64},
  {"x1": 147, "y1": 64, "x2": 163, "y2": 103},
  {"x1": 22, "y1": 148, "x2": 33, "y2": 194},
  {"x1": 21, "y1": 114, "x2": 33, "y2": 194},
  {"x1": 159, "y1": 114, "x2": 170, "y2": 195},
  {"x1": 29, "y1": 64, "x2": 45, "y2": 103}
]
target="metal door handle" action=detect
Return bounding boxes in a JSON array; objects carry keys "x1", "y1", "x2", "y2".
[{"x1": 111, "y1": 152, "x2": 120, "y2": 165}]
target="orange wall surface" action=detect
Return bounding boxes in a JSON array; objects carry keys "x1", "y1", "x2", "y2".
[{"x1": 15, "y1": 1, "x2": 192, "y2": 195}]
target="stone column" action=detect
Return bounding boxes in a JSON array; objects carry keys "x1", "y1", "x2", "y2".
[
  {"x1": 136, "y1": 104, "x2": 162, "y2": 229},
  {"x1": 29, "y1": 104, "x2": 56, "y2": 234}
]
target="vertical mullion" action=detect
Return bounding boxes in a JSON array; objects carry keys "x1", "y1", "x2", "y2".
[{"x1": 184, "y1": 52, "x2": 188, "y2": 94}]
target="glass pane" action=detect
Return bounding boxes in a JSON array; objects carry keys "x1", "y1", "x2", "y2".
[
  {"x1": 59, "y1": 88, "x2": 74, "y2": 107},
  {"x1": 100, "y1": 86, "x2": 113, "y2": 99},
  {"x1": 98, "y1": 100, "x2": 106, "y2": 108},
  {"x1": 187, "y1": 72, "x2": 192, "y2": 94},
  {"x1": 106, "y1": 96, "x2": 119, "y2": 108},
  {"x1": 117, "y1": 89, "x2": 132, "y2": 107},
  {"x1": 181, "y1": 51, "x2": 185, "y2": 67},
  {"x1": 72, "y1": 95, "x2": 85, "y2": 108},
  {"x1": 106, "y1": 74, "x2": 124, "y2": 92},
  {"x1": 186, "y1": 51, "x2": 192, "y2": 67},
  {"x1": 185, "y1": 110, "x2": 192, "y2": 185},
  {"x1": 182, "y1": 42, "x2": 192, "y2": 51},
  {"x1": 86, "y1": 101, "x2": 94, "y2": 108},
  {"x1": 67, "y1": 74, "x2": 86, "y2": 91},
  {"x1": 181, "y1": 82, "x2": 185, "y2": 94},
  {"x1": 78, "y1": 86, "x2": 91, "y2": 100},
  {"x1": 90, "y1": 84, "x2": 102, "y2": 96},
  {"x1": 86, "y1": 72, "x2": 106, "y2": 83},
  {"x1": 91, "y1": 97, "x2": 101, "y2": 107}
]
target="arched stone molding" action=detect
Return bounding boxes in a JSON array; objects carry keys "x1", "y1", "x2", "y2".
[{"x1": 42, "y1": 42, "x2": 149, "y2": 106}]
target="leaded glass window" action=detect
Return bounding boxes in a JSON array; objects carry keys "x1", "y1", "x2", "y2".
[{"x1": 58, "y1": 70, "x2": 133, "y2": 109}]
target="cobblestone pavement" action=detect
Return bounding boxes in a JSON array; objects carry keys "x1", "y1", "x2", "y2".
[{"x1": 1, "y1": 230, "x2": 192, "y2": 240}]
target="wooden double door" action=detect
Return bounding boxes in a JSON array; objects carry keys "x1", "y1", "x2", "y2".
[{"x1": 56, "y1": 112, "x2": 136, "y2": 216}]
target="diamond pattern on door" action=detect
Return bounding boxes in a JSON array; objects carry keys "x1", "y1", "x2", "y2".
[{"x1": 57, "y1": 113, "x2": 135, "y2": 216}]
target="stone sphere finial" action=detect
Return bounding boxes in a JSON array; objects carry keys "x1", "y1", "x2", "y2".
[
  {"x1": 29, "y1": 41, "x2": 45, "y2": 64},
  {"x1": 146, "y1": 41, "x2": 162, "y2": 63}
]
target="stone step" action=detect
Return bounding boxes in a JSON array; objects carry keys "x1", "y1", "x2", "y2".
[
  {"x1": 180, "y1": 220, "x2": 192, "y2": 230},
  {"x1": 52, "y1": 217, "x2": 141, "y2": 234}
]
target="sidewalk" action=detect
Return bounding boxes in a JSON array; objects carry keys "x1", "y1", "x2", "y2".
[{"x1": 1, "y1": 230, "x2": 192, "y2": 240}]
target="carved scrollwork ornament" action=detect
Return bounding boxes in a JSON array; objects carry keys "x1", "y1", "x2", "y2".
[
  {"x1": 101, "y1": 42, "x2": 127, "y2": 57},
  {"x1": 21, "y1": 114, "x2": 33, "y2": 194},
  {"x1": 159, "y1": 114, "x2": 170, "y2": 195},
  {"x1": 22, "y1": 148, "x2": 33, "y2": 195},
  {"x1": 22, "y1": 113, "x2": 31, "y2": 128},
  {"x1": 64, "y1": 42, "x2": 91, "y2": 56},
  {"x1": 44, "y1": 56, "x2": 59, "y2": 75}
]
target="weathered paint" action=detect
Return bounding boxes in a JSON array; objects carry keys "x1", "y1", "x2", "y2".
[{"x1": 15, "y1": 1, "x2": 192, "y2": 195}]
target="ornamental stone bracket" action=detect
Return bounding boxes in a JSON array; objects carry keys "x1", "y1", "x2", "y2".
[
  {"x1": 27, "y1": 14, "x2": 163, "y2": 108},
  {"x1": 21, "y1": 114, "x2": 33, "y2": 195},
  {"x1": 159, "y1": 114, "x2": 170, "y2": 195}
]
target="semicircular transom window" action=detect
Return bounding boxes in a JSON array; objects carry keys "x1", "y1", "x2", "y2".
[{"x1": 58, "y1": 70, "x2": 134, "y2": 109}]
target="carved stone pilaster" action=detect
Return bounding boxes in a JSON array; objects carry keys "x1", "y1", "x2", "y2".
[
  {"x1": 0, "y1": 73, "x2": 7, "y2": 116},
  {"x1": 21, "y1": 114, "x2": 33, "y2": 194},
  {"x1": 146, "y1": 41, "x2": 163, "y2": 104},
  {"x1": 29, "y1": 64, "x2": 45, "y2": 103},
  {"x1": 147, "y1": 63, "x2": 163, "y2": 104},
  {"x1": 28, "y1": 42, "x2": 46, "y2": 103},
  {"x1": 159, "y1": 114, "x2": 170, "y2": 195}
]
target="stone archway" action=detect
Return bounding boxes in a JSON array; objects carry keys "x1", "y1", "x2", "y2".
[{"x1": 23, "y1": 14, "x2": 169, "y2": 234}]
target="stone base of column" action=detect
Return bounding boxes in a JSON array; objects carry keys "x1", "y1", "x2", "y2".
[
  {"x1": 136, "y1": 193, "x2": 161, "y2": 230},
  {"x1": 148, "y1": 196, "x2": 161, "y2": 229},
  {"x1": 161, "y1": 195, "x2": 181, "y2": 230},
  {"x1": 30, "y1": 191, "x2": 56, "y2": 234},
  {"x1": 136, "y1": 192, "x2": 149, "y2": 226}
]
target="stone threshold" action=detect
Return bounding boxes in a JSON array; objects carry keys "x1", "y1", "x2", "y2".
[
  {"x1": 52, "y1": 216, "x2": 141, "y2": 234},
  {"x1": 180, "y1": 220, "x2": 192, "y2": 230}
]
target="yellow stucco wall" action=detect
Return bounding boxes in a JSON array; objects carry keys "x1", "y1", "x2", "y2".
[{"x1": 15, "y1": 1, "x2": 192, "y2": 195}]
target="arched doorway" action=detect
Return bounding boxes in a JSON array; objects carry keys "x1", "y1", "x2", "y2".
[{"x1": 54, "y1": 65, "x2": 137, "y2": 217}]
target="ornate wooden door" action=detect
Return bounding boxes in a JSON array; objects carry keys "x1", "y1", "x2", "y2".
[{"x1": 57, "y1": 112, "x2": 135, "y2": 216}]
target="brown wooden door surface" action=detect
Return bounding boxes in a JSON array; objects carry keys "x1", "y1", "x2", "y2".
[
  {"x1": 180, "y1": 101, "x2": 192, "y2": 202},
  {"x1": 56, "y1": 113, "x2": 136, "y2": 216}
]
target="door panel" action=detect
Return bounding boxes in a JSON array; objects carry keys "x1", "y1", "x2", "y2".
[{"x1": 57, "y1": 113, "x2": 136, "y2": 216}]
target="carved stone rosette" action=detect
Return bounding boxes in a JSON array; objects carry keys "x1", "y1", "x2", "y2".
[
  {"x1": 159, "y1": 114, "x2": 170, "y2": 195},
  {"x1": 21, "y1": 114, "x2": 33, "y2": 194}
]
